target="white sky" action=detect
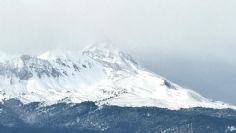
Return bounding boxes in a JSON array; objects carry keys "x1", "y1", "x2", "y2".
[{"x1": 0, "y1": 0, "x2": 236, "y2": 104}]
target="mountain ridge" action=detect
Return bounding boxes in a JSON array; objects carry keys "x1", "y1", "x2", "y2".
[{"x1": 0, "y1": 43, "x2": 235, "y2": 110}]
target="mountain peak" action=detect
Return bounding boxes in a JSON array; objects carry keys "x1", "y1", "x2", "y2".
[
  {"x1": 82, "y1": 42, "x2": 139, "y2": 74},
  {"x1": 0, "y1": 44, "x2": 235, "y2": 110},
  {"x1": 83, "y1": 42, "x2": 118, "y2": 56}
]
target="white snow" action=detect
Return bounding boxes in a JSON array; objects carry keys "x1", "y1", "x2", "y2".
[
  {"x1": 226, "y1": 126, "x2": 236, "y2": 132},
  {"x1": 0, "y1": 43, "x2": 235, "y2": 110},
  {"x1": 0, "y1": 51, "x2": 18, "y2": 63}
]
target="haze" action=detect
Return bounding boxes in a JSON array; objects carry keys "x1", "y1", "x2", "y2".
[{"x1": 0, "y1": 0, "x2": 236, "y2": 104}]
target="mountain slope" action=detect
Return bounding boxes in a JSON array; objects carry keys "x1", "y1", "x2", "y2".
[
  {"x1": 1, "y1": 100, "x2": 236, "y2": 133},
  {"x1": 0, "y1": 43, "x2": 235, "y2": 110}
]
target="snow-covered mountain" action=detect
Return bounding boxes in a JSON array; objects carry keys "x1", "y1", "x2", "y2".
[{"x1": 0, "y1": 43, "x2": 235, "y2": 110}]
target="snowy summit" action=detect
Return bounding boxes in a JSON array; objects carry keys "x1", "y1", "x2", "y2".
[{"x1": 0, "y1": 42, "x2": 235, "y2": 110}]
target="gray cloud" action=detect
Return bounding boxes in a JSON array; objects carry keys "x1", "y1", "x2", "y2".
[{"x1": 0, "y1": 0, "x2": 235, "y2": 104}]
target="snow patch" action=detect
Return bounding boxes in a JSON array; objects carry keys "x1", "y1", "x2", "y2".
[{"x1": 226, "y1": 126, "x2": 236, "y2": 132}]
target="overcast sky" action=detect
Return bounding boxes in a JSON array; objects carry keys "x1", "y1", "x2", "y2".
[{"x1": 0, "y1": 0, "x2": 236, "y2": 105}]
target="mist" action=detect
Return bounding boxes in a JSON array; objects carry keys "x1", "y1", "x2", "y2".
[{"x1": 0, "y1": 0, "x2": 236, "y2": 104}]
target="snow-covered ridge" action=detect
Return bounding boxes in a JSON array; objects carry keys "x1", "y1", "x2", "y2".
[
  {"x1": 0, "y1": 43, "x2": 235, "y2": 110},
  {"x1": 0, "y1": 51, "x2": 19, "y2": 63}
]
